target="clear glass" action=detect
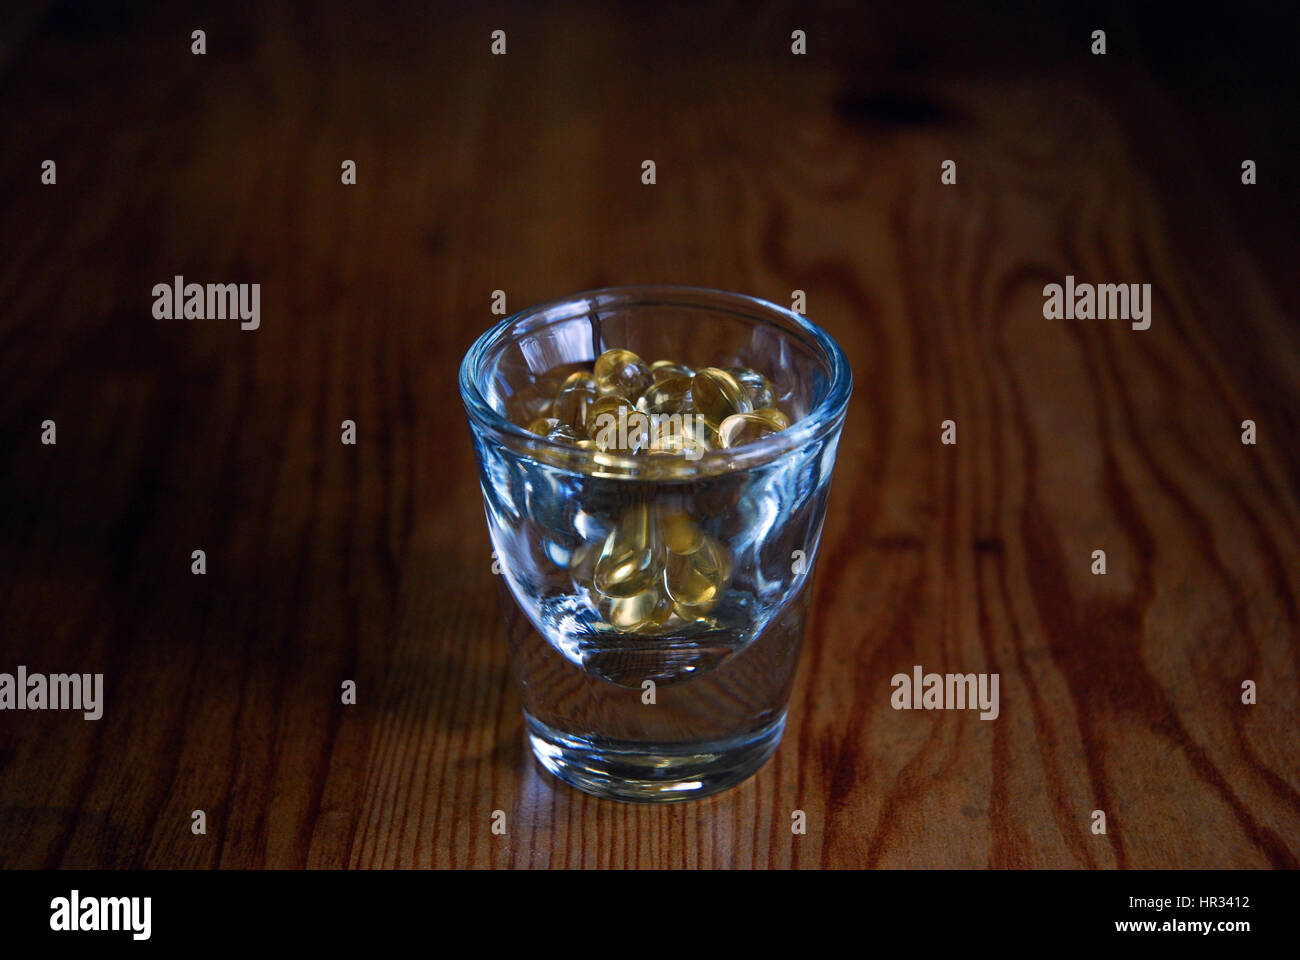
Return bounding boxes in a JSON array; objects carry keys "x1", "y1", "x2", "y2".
[{"x1": 459, "y1": 286, "x2": 852, "y2": 802}]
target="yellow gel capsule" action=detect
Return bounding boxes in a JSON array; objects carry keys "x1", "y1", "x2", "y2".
[
  {"x1": 536, "y1": 362, "x2": 595, "y2": 398},
  {"x1": 649, "y1": 413, "x2": 716, "y2": 459},
  {"x1": 728, "y1": 365, "x2": 776, "y2": 410},
  {"x1": 594, "y1": 504, "x2": 663, "y2": 598},
  {"x1": 650, "y1": 360, "x2": 694, "y2": 378},
  {"x1": 664, "y1": 535, "x2": 732, "y2": 616},
  {"x1": 718, "y1": 412, "x2": 781, "y2": 448},
  {"x1": 588, "y1": 397, "x2": 651, "y2": 453},
  {"x1": 586, "y1": 394, "x2": 631, "y2": 421},
  {"x1": 626, "y1": 410, "x2": 654, "y2": 453},
  {"x1": 594, "y1": 348, "x2": 654, "y2": 399},
  {"x1": 560, "y1": 370, "x2": 597, "y2": 393},
  {"x1": 642, "y1": 374, "x2": 694, "y2": 415},
  {"x1": 691, "y1": 367, "x2": 751, "y2": 424},
  {"x1": 693, "y1": 416, "x2": 722, "y2": 448},
  {"x1": 552, "y1": 380, "x2": 596, "y2": 431},
  {"x1": 659, "y1": 507, "x2": 704, "y2": 554},
  {"x1": 752, "y1": 406, "x2": 790, "y2": 430},
  {"x1": 586, "y1": 394, "x2": 633, "y2": 439},
  {"x1": 677, "y1": 413, "x2": 720, "y2": 448},
  {"x1": 527, "y1": 416, "x2": 565, "y2": 436},
  {"x1": 597, "y1": 585, "x2": 675, "y2": 632}
]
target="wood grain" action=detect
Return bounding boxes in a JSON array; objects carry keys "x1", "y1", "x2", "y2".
[{"x1": 0, "y1": 1, "x2": 1296, "y2": 868}]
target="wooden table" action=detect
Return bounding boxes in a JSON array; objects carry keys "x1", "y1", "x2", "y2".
[{"x1": 0, "y1": 2, "x2": 1296, "y2": 868}]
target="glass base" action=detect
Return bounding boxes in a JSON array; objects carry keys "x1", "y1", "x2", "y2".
[{"x1": 524, "y1": 710, "x2": 786, "y2": 803}]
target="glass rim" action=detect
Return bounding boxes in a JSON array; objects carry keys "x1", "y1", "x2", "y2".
[{"x1": 458, "y1": 284, "x2": 853, "y2": 480}]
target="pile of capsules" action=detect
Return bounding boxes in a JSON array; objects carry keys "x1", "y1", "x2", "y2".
[
  {"x1": 524, "y1": 348, "x2": 791, "y2": 457},
  {"x1": 520, "y1": 349, "x2": 796, "y2": 633},
  {"x1": 571, "y1": 501, "x2": 734, "y2": 632}
]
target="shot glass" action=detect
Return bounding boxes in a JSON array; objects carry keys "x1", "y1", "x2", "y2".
[{"x1": 459, "y1": 286, "x2": 851, "y2": 802}]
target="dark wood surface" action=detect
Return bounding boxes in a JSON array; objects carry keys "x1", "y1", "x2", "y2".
[{"x1": 0, "y1": 2, "x2": 1296, "y2": 868}]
